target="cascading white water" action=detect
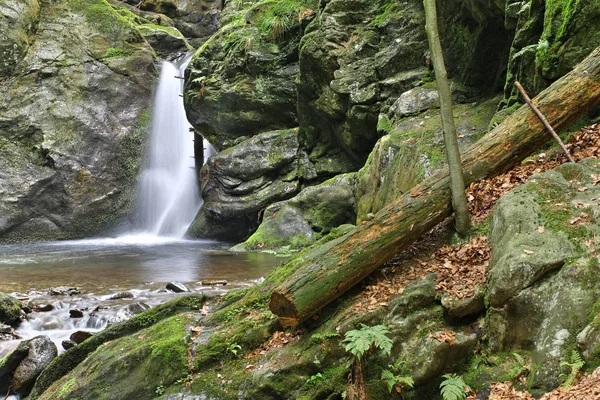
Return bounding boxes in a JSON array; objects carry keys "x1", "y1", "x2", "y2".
[{"x1": 136, "y1": 55, "x2": 205, "y2": 237}]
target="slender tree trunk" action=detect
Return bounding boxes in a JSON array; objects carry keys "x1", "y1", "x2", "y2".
[
  {"x1": 269, "y1": 46, "x2": 600, "y2": 328},
  {"x1": 424, "y1": 0, "x2": 470, "y2": 234}
]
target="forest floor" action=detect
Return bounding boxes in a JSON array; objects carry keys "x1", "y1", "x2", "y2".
[{"x1": 353, "y1": 123, "x2": 600, "y2": 398}]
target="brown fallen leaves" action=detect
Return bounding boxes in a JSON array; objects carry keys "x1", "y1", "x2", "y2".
[
  {"x1": 353, "y1": 234, "x2": 490, "y2": 314},
  {"x1": 465, "y1": 367, "x2": 600, "y2": 399},
  {"x1": 428, "y1": 330, "x2": 456, "y2": 345},
  {"x1": 468, "y1": 123, "x2": 600, "y2": 223},
  {"x1": 244, "y1": 330, "x2": 302, "y2": 360}
]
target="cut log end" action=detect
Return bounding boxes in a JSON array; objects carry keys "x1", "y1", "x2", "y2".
[{"x1": 269, "y1": 291, "x2": 299, "y2": 328}]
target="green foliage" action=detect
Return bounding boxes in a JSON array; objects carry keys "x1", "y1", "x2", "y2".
[
  {"x1": 440, "y1": 374, "x2": 469, "y2": 400},
  {"x1": 370, "y1": 2, "x2": 396, "y2": 29},
  {"x1": 559, "y1": 350, "x2": 584, "y2": 389},
  {"x1": 227, "y1": 343, "x2": 242, "y2": 356},
  {"x1": 155, "y1": 385, "x2": 165, "y2": 395},
  {"x1": 381, "y1": 369, "x2": 414, "y2": 393},
  {"x1": 343, "y1": 324, "x2": 393, "y2": 359},
  {"x1": 306, "y1": 372, "x2": 324, "y2": 387},
  {"x1": 103, "y1": 47, "x2": 134, "y2": 58}
]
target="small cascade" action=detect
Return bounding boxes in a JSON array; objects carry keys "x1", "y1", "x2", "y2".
[{"x1": 136, "y1": 54, "x2": 211, "y2": 237}]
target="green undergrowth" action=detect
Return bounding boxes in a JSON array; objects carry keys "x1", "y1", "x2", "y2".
[
  {"x1": 462, "y1": 351, "x2": 533, "y2": 392},
  {"x1": 196, "y1": 0, "x2": 317, "y2": 70}
]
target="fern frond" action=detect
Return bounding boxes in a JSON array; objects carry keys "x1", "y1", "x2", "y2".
[{"x1": 440, "y1": 374, "x2": 469, "y2": 400}]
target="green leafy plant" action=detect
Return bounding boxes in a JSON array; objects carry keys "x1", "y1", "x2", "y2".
[
  {"x1": 381, "y1": 357, "x2": 414, "y2": 397},
  {"x1": 306, "y1": 372, "x2": 324, "y2": 387},
  {"x1": 343, "y1": 324, "x2": 393, "y2": 358},
  {"x1": 440, "y1": 374, "x2": 470, "y2": 400},
  {"x1": 343, "y1": 324, "x2": 393, "y2": 400},
  {"x1": 559, "y1": 350, "x2": 585, "y2": 389},
  {"x1": 381, "y1": 369, "x2": 414, "y2": 395},
  {"x1": 227, "y1": 342, "x2": 242, "y2": 356},
  {"x1": 508, "y1": 352, "x2": 530, "y2": 381},
  {"x1": 155, "y1": 385, "x2": 165, "y2": 395}
]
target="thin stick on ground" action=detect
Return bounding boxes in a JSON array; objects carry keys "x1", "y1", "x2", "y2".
[{"x1": 514, "y1": 81, "x2": 575, "y2": 163}]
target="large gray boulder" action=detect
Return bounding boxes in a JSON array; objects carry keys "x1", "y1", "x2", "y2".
[
  {"x1": 187, "y1": 129, "x2": 302, "y2": 241},
  {"x1": 0, "y1": 0, "x2": 157, "y2": 242},
  {"x1": 233, "y1": 174, "x2": 356, "y2": 252},
  {"x1": 11, "y1": 336, "x2": 58, "y2": 395},
  {"x1": 486, "y1": 159, "x2": 600, "y2": 394}
]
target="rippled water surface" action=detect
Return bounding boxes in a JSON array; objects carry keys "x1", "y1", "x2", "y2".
[
  {"x1": 0, "y1": 235, "x2": 283, "y2": 293},
  {"x1": 0, "y1": 235, "x2": 284, "y2": 361}
]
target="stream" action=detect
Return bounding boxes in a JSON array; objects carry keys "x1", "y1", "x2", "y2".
[{"x1": 0, "y1": 236, "x2": 283, "y2": 359}]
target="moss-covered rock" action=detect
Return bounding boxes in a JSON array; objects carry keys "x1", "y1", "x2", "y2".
[
  {"x1": 234, "y1": 174, "x2": 357, "y2": 252},
  {"x1": 137, "y1": 23, "x2": 193, "y2": 58},
  {"x1": 29, "y1": 295, "x2": 206, "y2": 399},
  {"x1": 0, "y1": 293, "x2": 21, "y2": 325},
  {"x1": 184, "y1": 0, "x2": 316, "y2": 150},
  {"x1": 0, "y1": 0, "x2": 158, "y2": 242},
  {"x1": 37, "y1": 315, "x2": 192, "y2": 400},
  {"x1": 119, "y1": 0, "x2": 220, "y2": 45},
  {"x1": 486, "y1": 158, "x2": 600, "y2": 394},
  {"x1": 355, "y1": 96, "x2": 500, "y2": 223},
  {"x1": 501, "y1": 0, "x2": 600, "y2": 106},
  {"x1": 187, "y1": 129, "x2": 302, "y2": 241}
]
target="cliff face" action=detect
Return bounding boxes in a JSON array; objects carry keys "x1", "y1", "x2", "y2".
[{"x1": 184, "y1": 0, "x2": 600, "y2": 242}]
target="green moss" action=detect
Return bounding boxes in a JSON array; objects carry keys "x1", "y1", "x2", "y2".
[
  {"x1": 29, "y1": 295, "x2": 206, "y2": 398},
  {"x1": 588, "y1": 298, "x2": 600, "y2": 324},
  {"x1": 138, "y1": 23, "x2": 185, "y2": 38},
  {"x1": 370, "y1": 1, "x2": 396, "y2": 29},
  {"x1": 462, "y1": 351, "x2": 532, "y2": 391},
  {"x1": 102, "y1": 47, "x2": 134, "y2": 58},
  {"x1": 57, "y1": 377, "x2": 77, "y2": 397},
  {"x1": 68, "y1": 0, "x2": 145, "y2": 46}
]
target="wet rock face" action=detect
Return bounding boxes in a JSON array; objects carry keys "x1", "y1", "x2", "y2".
[
  {"x1": 0, "y1": 0, "x2": 40, "y2": 76},
  {"x1": 187, "y1": 129, "x2": 302, "y2": 241},
  {"x1": 486, "y1": 159, "x2": 600, "y2": 394},
  {"x1": 11, "y1": 336, "x2": 58, "y2": 396},
  {"x1": 0, "y1": 0, "x2": 157, "y2": 242}
]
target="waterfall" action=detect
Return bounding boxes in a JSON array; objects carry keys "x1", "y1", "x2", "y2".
[{"x1": 135, "y1": 55, "x2": 207, "y2": 237}]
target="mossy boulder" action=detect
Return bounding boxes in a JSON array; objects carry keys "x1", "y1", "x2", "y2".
[
  {"x1": 37, "y1": 314, "x2": 192, "y2": 399},
  {"x1": 234, "y1": 173, "x2": 357, "y2": 252},
  {"x1": 184, "y1": 0, "x2": 316, "y2": 150},
  {"x1": 486, "y1": 159, "x2": 600, "y2": 394},
  {"x1": 0, "y1": 293, "x2": 21, "y2": 325},
  {"x1": 137, "y1": 23, "x2": 193, "y2": 58},
  {"x1": 355, "y1": 96, "x2": 500, "y2": 223},
  {"x1": 117, "y1": 0, "x2": 220, "y2": 45},
  {"x1": 187, "y1": 129, "x2": 303, "y2": 241},
  {"x1": 0, "y1": 0, "x2": 158, "y2": 242},
  {"x1": 29, "y1": 295, "x2": 206, "y2": 399}
]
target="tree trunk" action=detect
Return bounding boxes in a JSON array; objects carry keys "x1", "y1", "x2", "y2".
[
  {"x1": 269, "y1": 46, "x2": 600, "y2": 328},
  {"x1": 424, "y1": 0, "x2": 470, "y2": 234}
]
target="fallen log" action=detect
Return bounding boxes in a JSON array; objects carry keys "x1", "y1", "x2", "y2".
[{"x1": 269, "y1": 46, "x2": 600, "y2": 328}]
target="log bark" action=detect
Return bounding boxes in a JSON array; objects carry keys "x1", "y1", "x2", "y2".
[
  {"x1": 424, "y1": 0, "x2": 470, "y2": 235},
  {"x1": 269, "y1": 46, "x2": 600, "y2": 328}
]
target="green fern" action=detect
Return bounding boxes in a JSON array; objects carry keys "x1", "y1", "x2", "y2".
[
  {"x1": 343, "y1": 324, "x2": 393, "y2": 359},
  {"x1": 381, "y1": 369, "x2": 414, "y2": 393},
  {"x1": 440, "y1": 374, "x2": 469, "y2": 400},
  {"x1": 559, "y1": 350, "x2": 585, "y2": 389}
]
